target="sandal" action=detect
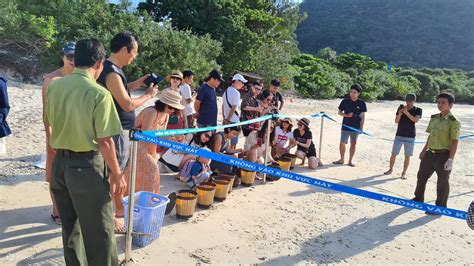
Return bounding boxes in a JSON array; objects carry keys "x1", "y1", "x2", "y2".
[
  {"x1": 332, "y1": 160, "x2": 344, "y2": 165},
  {"x1": 384, "y1": 170, "x2": 392, "y2": 175},
  {"x1": 50, "y1": 214, "x2": 61, "y2": 225},
  {"x1": 347, "y1": 163, "x2": 356, "y2": 167},
  {"x1": 165, "y1": 192, "x2": 177, "y2": 215}
]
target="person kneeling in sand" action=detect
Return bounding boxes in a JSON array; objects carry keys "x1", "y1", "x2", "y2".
[
  {"x1": 179, "y1": 151, "x2": 213, "y2": 188},
  {"x1": 244, "y1": 120, "x2": 274, "y2": 165},
  {"x1": 289, "y1": 118, "x2": 319, "y2": 169}
]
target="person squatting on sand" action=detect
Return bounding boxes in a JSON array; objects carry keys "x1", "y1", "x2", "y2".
[
  {"x1": 41, "y1": 42, "x2": 76, "y2": 225},
  {"x1": 158, "y1": 131, "x2": 214, "y2": 173},
  {"x1": 412, "y1": 92, "x2": 461, "y2": 215},
  {"x1": 288, "y1": 118, "x2": 319, "y2": 169},
  {"x1": 384, "y1": 93, "x2": 422, "y2": 179},
  {"x1": 333, "y1": 83, "x2": 367, "y2": 167},
  {"x1": 45, "y1": 38, "x2": 125, "y2": 266}
]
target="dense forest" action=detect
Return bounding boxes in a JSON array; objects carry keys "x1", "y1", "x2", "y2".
[
  {"x1": 297, "y1": 0, "x2": 474, "y2": 70},
  {"x1": 0, "y1": 0, "x2": 473, "y2": 103}
]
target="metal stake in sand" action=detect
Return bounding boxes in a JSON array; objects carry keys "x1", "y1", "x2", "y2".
[
  {"x1": 123, "y1": 129, "x2": 139, "y2": 265},
  {"x1": 319, "y1": 112, "x2": 325, "y2": 162},
  {"x1": 263, "y1": 119, "x2": 271, "y2": 183}
]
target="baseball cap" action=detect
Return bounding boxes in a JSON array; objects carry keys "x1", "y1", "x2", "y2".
[
  {"x1": 271, "y1": 79, "x2": 280, "y2": 87},
  {"x1": 62, "y1": 42, "x2": 76, "y2": 55},
  {"x1": 232, "y1": 74, "x2": 248, "y2": 83},
  {"x1": 406, "y1": 93, "x2": 416, "y2": 101},
  {"x1": 208, "y1": 69, "x2": 224, "y2": 82}
]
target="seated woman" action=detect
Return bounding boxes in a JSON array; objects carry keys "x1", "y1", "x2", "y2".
[
  {"x1": 208, "y1": 126, "x2": 243, "y2": 174},
  {"x1": 158, "y1": 131, "x2": 213, "y2": 173},
  {"x1": 289, "y1": 118, "x2": 319, "y2": 169},
  {"x1": 271, "y1": 118, "x2": 294, "y2": 160},
  {"x1": 244, "y1": 120, "x2": 274, "y2": 164},
  {"x1": 115, "y1": 90, "x2": 184, "y2": 230}
]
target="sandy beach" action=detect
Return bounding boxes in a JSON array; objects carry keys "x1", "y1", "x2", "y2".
[{"x1": 1, "y1": 80, "x2": 473, "y2": 264}]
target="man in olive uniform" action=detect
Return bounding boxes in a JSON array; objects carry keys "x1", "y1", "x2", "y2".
[
  {"x1": 412, "y1": 92, "x2": 461, "y2": 215},
  {"x1": 45, "y1": 38, "x2": 126, "y2": 265}
]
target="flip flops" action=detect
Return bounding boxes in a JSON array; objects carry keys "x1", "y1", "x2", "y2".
[
  {"x1": 165, "y1": 192, "x2": 177, "y2": 215},
  {"x1": 50, "y1": 214, "x2": 61, "y2": 225},
  {"x1": 347, "y1": 163, "x2": 356, "y2": 167},
  {"x1": 332, "y1": 160, "x2": 344, "y2": 165}
]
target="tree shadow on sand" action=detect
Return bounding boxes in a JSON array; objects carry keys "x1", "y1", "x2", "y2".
[
  {"x1": 0, "y1": 206, "x2": 61, "y2": 260},
  {"x1": 261, "y1": 207, "x2": 439, "y2": 264}
]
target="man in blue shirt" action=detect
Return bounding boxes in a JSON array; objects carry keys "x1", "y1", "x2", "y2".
[
  {"x1": 194, "y1": 69, "x2": 224, "y2": 127},
  {"x1": 0, "y1": 77, "x2": 11, "y2": 154},
  {"x1": 333, "y1": 84, "x2": 367, "y2": 167}
]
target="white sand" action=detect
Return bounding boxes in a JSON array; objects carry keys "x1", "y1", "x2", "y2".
[{"x1": 0, "y1": 81, "x2": 473, "y2": 264}]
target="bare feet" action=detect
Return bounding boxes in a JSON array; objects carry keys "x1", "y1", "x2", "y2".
[{"x1": 114, "y1": 218, "x2": 126, "y2": 234}]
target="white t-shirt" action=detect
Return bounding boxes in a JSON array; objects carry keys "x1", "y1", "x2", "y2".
[
  {"x1": 179, "y1": 83, "x2": 195, "y2": 116},
  {"x1": 222, "y1": 86, "x2": 240, "y2": 123},
  {"x1": 274, "y1": 127, "x2": 294, "y2": 148}
]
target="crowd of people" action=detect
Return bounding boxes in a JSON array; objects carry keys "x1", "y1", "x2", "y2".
[{"x1": 38, "y1": 32, "x2": 466, "y2": 265}]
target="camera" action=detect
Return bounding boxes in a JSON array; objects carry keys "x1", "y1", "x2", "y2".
[
  {"x1": 399, "y1": 104, "x2": 404, "y2": 109},
  {"x1": 143, "y1": 73, "x2": 164, "y2": 86}
]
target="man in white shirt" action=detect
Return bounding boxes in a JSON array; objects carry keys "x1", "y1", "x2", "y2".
[
  {"x1": 179, "y1": 70, "x2": 196, "y2": 128},
  {"x1": 223, "y1": 73, "x2": 247, "y2": 148}
]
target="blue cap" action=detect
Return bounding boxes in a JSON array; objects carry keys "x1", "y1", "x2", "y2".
[{"x1": 62, "y1": 42, "x2": 76, "y2": 54}]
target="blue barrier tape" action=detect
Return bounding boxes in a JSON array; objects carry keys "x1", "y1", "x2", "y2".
[
  {"x1": 143, "y1": 115, "x2": 273, "y2": 136},
  {"x1": 273, "y1": 113, "x2": 323, "y2": 119},
  {"x1": 134, "y1": 132, "x2": 468, "y2": 220},
  {"x1": 322, "y1": 114, "x2": 372, "y2": 136},
  {"x1": 322, "y1": 113, "x2": 473, "y2": 143}
]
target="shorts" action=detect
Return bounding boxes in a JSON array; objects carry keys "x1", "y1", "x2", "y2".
[
  {"x1": 340, "y1": 130, "x2": 359, "y2": 144},
  {"x1": 112, "y1": 130, "x2": 130, "y2": 171},
  {"x1": 391, "y1": 136, "x2": 415, "y2": 156}
]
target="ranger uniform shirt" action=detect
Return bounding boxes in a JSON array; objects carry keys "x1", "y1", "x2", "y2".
[{"x1": 426, "y1": 112, "x2": 461, "y2": 150}]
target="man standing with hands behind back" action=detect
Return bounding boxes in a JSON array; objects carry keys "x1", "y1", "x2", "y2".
[
  {"x1": 45, "y1": 38, "x2": 125, "y2": 265},
  {"x1": 412, "y1": 92, "x2": 461, "y2": 215}
]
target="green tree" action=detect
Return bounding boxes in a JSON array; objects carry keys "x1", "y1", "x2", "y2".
[
  {"x1": 317, "y1": 47, "x2": 337, "y2": 63},
  {"x1": 138, "y1": 0, "x2": 305, "y2": 81}
]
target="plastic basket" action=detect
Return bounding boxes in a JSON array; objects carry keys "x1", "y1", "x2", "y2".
[{"x1": 123, "y1": 191, "x2": 169, "y2": 247}]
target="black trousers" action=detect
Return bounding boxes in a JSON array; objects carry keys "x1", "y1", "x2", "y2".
[
  {"x1": 51, "y1": 150, "x2": 118, "y2": 266},
  {"x1": 413, "y1": 151, "x2": 451, "y2": 207}
]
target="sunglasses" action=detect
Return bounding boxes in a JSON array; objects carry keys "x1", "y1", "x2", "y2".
[
  {"x1": 166, "y1": 105, "x2": 177, "y2": 111},
  {"x1": 297, "y1": 123, "x2": 304, "y2": 127},
  {"x1": 64, "y1": 54, "x2": 74, "y2": 61},
  {"x1": 265, "y1": 98, "x2": 272, "y2": 102},
  {"x1": 254, "y1": 87, "x2": 262, "y2": 91},
  {"x1": 204, "y1": 133, "x2": 212, "y2": 139},
  {"x1": 170, "y1": 77, "x2": 182, "y2": 81}
]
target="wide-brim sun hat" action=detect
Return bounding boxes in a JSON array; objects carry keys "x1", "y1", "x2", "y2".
[
  {"x1": 166, "y1": 70, "x2": 183, "y2": 82},
  {"x1": 280, "y1": 117, "x2": 293, "y2": 125},
  {"x1": 160, "y1": 90, "x2": 185, "y2": 110},
  {"x1": 296, "y1": 117, "x2": 310, "y2": 128}
]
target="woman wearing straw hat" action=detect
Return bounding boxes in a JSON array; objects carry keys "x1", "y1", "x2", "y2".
[
  {"x1": 114, "y1": 90, "x2": 184, "y2": 231},
  {"x1": 289, "y1": 118, "x2": 319, "y2": 169},
  {"x1": 271, "y1": 118, "x2": 294, "y2": 160}
]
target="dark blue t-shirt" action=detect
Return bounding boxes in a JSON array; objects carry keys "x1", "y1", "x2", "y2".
[
  {"x1": 338, "y1": 98, "x2": 367, "y2": 131},
  {"x1": 97, "y1": 60, "x2": 135, "y2": 130},
  {"x1": 196, "y1": 83, "x2": 217, "y2": 126}
]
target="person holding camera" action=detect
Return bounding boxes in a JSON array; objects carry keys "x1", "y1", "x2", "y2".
[
  {"x1": 384, "y1": 93, "x2": 422, "y2": 179},
  {"x1": 97, "y1": 32, "x2": 158, "y2": 172}
]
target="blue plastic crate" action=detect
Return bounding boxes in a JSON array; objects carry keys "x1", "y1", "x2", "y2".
[{"x1": 123, "y1": 191, "x2": 169, "y2": 247}]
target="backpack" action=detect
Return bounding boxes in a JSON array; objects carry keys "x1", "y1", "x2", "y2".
[{"x1": 179, "y1": 160, "x2": 198, "y2": 183}]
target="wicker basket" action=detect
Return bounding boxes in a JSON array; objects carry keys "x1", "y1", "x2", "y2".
[
  {"x1": 176, "y1": 190, "x2": 197, "y2": 219},
  {"x1": 196, "y1": 182, "x2": 216, "y2": 209},
  {"x1": 282, "y1": 153, "x2": 297, "y2": 169},
  {"x1": 240, "y1": 169, "x2": 256, "y2": 187},
  {"x1": 266, "y1": 162, "x2": 281, "y2": 181},
  {"x1": 278, "y1": 157, "x2": 292, "y2": 171},
  {"x1": 216, "y1": 174, "x2": 235, "y2": 194},
  {"x1": 213, "y1": 179, "x2": 230, "y2": 201}
]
